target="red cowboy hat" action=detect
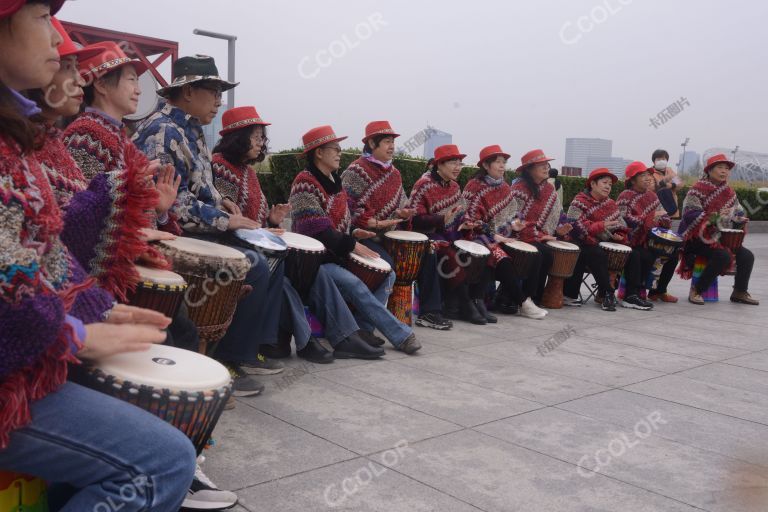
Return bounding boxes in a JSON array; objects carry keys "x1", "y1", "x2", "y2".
[
  {"x1": 78, "y1": 41, "x2": 149, "y2": 83},
  {"x1": 220, "y1": 106, "x2": 271, "y2": 136},
  {"x1": 624, "y1": 161, "x2": 651, "y2": 181},
  {"x1": 703, "y1": 153, "x2": 735, "y2": 174},
  {"x1": 51, "y1": 17, "x2": 104, "y2": 61},
  {"x1": 516, "y1": 149, "x2": 555, "y2": 173},
  {"x1": 586, "y1": 167, "x2": 618, "y2": 187},
  {"x1": 1, "y1": 0, "x2": 65, "y2": 19},
  {"x1": 362, "y1": 120, "x2": 400, "y2": 144},
  {"x1": 434, "y1": 144, "x2": 466, "y2": 164},
  {"x1": 477, "y1": 145, "x2": 510, "y2": 167},
  {"x1": 302, "y1": 125, "x2": 348, "y2": 154}
]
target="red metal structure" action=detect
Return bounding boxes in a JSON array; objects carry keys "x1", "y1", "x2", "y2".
[{"x1": 60, "y1": 21, "x2": 178, "y2": 86}]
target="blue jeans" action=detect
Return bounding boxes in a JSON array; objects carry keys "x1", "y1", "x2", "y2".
[
  {"x1": 321, "y1": 263, "x2": 412, "y2": 347},
  {"x1": 0, "y1": 382, "x2": 195, "y2": 512}
]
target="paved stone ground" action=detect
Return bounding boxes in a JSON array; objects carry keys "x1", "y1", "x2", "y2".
[{"x1": 204, "y1": 234, "x2": 768, "y2": 512}]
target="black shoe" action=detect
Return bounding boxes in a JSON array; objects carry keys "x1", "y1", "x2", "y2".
[
  {"x1": 473, "y1": 299, "x2": 497, "y2": 323},
  {"x1": 396, "y1": 333, "x2": 422, "y2": 355},
  {"x1": 334, "y1": 332, "x2": 385, "y2": 360},
  {"x1": 415, "y1": 312, "x2": 453, "y2": 330},
  {"x1": 461, "y1": 299, "x2": 486, "y2": 325},
  {"x1": 259, "y1": 330, "x2": 292, "y2": 359},
  {"x1": 601, "y1": 292, "x2": 617, "y2": 312},
  {"x1": 182, "y1": 461, "x2": 238, "y2": 510},
  {"x1": 297, "y1": 337, "x2": 334, "y2": 364},
  {"x1": 443, "y1": 292, "x2": 461, "y2": 320},
  {"x1": 223, "y1": 363, "x2": 265, "y2": 397},
  {"x1": 493, "y1": 292, "x2": 518, "y2": 315},
  {"x1": 358, "y1": 330, "x2": 386, "y2": 347},
  {"x1": 621, "y1": 294, "x2": 653, "y2": 310}
]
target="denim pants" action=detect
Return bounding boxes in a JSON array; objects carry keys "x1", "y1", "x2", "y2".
[
  {"x1": 0, "y1": 382, "x2": 195, "y2": 512},
  {"x1": 321, "y1": 262, "x2": 412, "y2": 347}
]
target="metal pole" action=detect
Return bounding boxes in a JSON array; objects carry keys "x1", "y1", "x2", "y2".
[
  {"x1": 193, "y1": 29, "x2": 237, "y2": 109},
  {"x1": 680, "y1": 137, "x2": 689, "y2": 175}
]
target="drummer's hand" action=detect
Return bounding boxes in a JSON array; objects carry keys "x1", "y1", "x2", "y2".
[
  {"x1": 396, "y1": 207, "x2": 415, "y2": 220},
  {"x1": 540, "y1": 234, "x2": 557, "y2": 242},
  {"x1": 555, "y1": 223, "x2": 572, "y2": 236},
  {"x1": 227, "y1": 214, "x2": 260, "y2": 230},
  {"x1": 268, "y1": 203, "x2": 291, "y2": 226},
  {"x1": 139, "y1": 227, "x2": 176, "y2": 242},
  {"x1": 107, "y1": 304, "x2": 172, "y2": 329},
  {"x1": 604, "y1": 220, "x2": 622, "y2": 230},
  {"x1": 369, "y1": 218, "x2": 400, "y2": 230},
  {"x1": 352, "y1": 228, "x2": 377, "y2": 240},
  {"x1": 654, "y1": 210, "x2": 667, "y2": 219},
  {"x1": 222, "y1": 198, "x2": 242, "y2": 216},
  {"x1": 458, "y1": 220, "x2": 481, "y2": 231},
  {"x1": 136, "y1": 249, "x2": 170, "y2": 268},
  {"x1": 733, "y1": 215, "x2": 748, "y2": 224},
  {"x1": 153, "y1": 164, "x2": 181, "y2": 215},
  {"x1": 353, "y1": 242, "x2": 379, "y2": 259},
  {"x1": 267, "y1": 227, "x2": 285, "y2": 236},
  {"x1": 79, "y1": 322, "x2": 167, "y2": 361},
  {"x1": 612, "y1": 233, "x2": 626, "y2": 242}
]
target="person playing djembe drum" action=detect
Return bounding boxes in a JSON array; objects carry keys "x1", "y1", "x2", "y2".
[
  {"x1": 616, "y1": 161, "x2": 678, "y2": 308},
  {"x1": 678, "y1": 154, "x2": 758, "y2": 306},
  {"x1": 408, "y1": 144, "x2": 496, "y2": 325},
  {"x1": 461, "y1": 145, "x2": 547, "y2": 320},
  {"x1": 563, "y1": 168, "x2": 629, "y2": 312},
  {"x1": 212, "y1": 107, "x2": 392, "y2": 361},
  {"x1": 342, "y1": 121, "x2": 453, "y2": 331},
  {"x1": 499, "y1": 149, "x2": 571, "y2": 314},
  {"x1": 289, "y1": 125, "x2": 421, "y2": 354}
]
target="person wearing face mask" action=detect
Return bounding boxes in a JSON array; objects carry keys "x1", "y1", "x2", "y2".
[
  {"x1": 342, "y1": 121, "x2": 452, "y2": 331},
  {"x1": 562, "y1": 168, "x2": 629, "y2": 312},
  {"x1": 677, "y1": 154, "x2": 758, "y2": 306},
  {"x1": 616, "y1": 161, "x2": 677, "y2": 308},
  {"x1": 650, "y1": 149, "x2": 680, "y2": 216}
]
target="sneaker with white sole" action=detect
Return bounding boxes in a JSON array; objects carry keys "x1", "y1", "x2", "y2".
[
  {"x1": 520, "y1": 298, "x2": 547, "y2": 319},
  {"x1": 562, "y1": 296, "x2": 583, "y2": 307},
  {"x1": 621, "y1": 294, "x2": 653, "y2": 310},
  {"x1": 223, "y1": 363, "x2": 265, "y2": 397},
  {"x1": 241, "y1": 353, "x2": 285, "y2": 375},
  {"x1": 182, "y1": 459, "x2": 238, "y2": 510}
]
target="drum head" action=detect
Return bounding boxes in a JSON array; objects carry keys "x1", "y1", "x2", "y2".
[
  {"x1": 504, "y1": 240, "x2": 538, "y2": 253},
  {"x1": 546, "y1": 240, "x2": 579, "y2": 252},
  {"x1": 384, "y1": 230, "x2": 428, "y2": 242},
  {"x1": 720, "y1": 228, "x2": 744, "y2": 234},
  {"x1": 454, "y1": 239, "x2": 490, "y2": 256},
  {"x1": 135, "y1": 265, "x2": 186, "y2": 286},
  {"x1": 160, "y1": 237, "x2": 246, "y2": 261},
  {"x1": 650, "y1": 227, "x2": 683, "y2": 243},
  {"x1": 235, "y1": 229, "x2": 287, "y2": 252},
  {"x1": 599, "y1": 241, "x2": 632, "y2": 253},
  {"x1": 350, "y1": 252, "x2": 392, "y2": 272},
  {"x1": 280, "y1": 232, "x2": 325, "y2": 252},
  {"x1": 93, "y1": 344, "x2": 231, "y2": 392}
]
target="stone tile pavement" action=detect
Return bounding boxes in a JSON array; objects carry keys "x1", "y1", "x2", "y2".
[{"x1": 204, "y1": 234, "x2": 768, "y2": 512}]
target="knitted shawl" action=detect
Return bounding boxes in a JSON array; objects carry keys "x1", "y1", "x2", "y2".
[
  {"x1": 510, "y1": 180, "x2": 562, "y2": 243},
  {"x1": 0, "y1": 135, "x2": 109, "y2": 447},
  {"x1": 676, "y1": 177, "x2": 741, "y2": 279},
  {"x1": 341, "y1": 156, "x2": 407, "y2": 231},
  {"x1": 408, "y1": 170, "x2": 465, "y2": 242},
  {"x1": 567, "y1": 191, "x2": 628, "y2": 246},
  {"x1": 616, "y1": 188, "x2": 670, "y2": 247},
  {"x1": 461, "y1": 176, "x2": 518, "y2": 266},
  {"x1": 290, "y1": 169, "x2": 351, "y2": 235},
  {"x1": 211, "y1": 153, "x2": 269, "y2": 226},
  {"x1": 63, "y1": 110, "x2": 128, "y2": 180},
  {"x1": 37, "y1": 124, "x2": 87, "y2": 207}
]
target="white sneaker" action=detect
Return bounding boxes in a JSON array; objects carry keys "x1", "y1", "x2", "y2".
[
  {"x1": 182, "y1": 457, "x2": 238, "y2": 510},
  {"x1": 520, "y1": 298, "x2": 547, "y2": 319}
]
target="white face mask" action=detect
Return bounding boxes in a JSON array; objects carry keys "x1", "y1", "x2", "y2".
[{"x1": 654, "y1": 159, "x2": 668, "y2": 171}]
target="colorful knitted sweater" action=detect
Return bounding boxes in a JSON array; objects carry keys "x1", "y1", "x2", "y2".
[
  {"x1": 211, "y1": 153, "x2": 270, "y2": 227},
  {"x1": 63, "y1": 108, "x2": 131, "y2": 180},
  {"x1": 408, "y1": 170, "x2": 465, "y2": 241},
  {"x1": 509, "y1": 180, "x2": 563, "y2": 243},
  {"x1": 132, "y1": 102, "x2": 229, "y2": 234},
  {"x1": 567, "y1": 191, "x2": 628, "y2": 246},
  {"x1": 616, "y1": 188, "x2": 670, "y2": 248},
  {"x1": 37, "y1": 125, "x2": 159, "y2": 300},
  {"x1": 0, "y1": 134, "x2": 113, "y2": 447},
  {"x1": 341, "y1": 156, "x2": 408, "y2": 231},
  {"x1": 461, "y1": 176, "x2": 519, "y2": 265},
  {"x1": 289, "y1": 164, "x2": 356, "y2": 263}
]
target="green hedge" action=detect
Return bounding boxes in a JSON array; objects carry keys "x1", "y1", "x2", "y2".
[{"x1": 256, "y1": 156, "x2": 768, "y2": 220}]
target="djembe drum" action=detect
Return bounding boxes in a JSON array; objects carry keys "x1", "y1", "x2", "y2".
[
  {"x1": 347, "y1": 253, "x2": 392, "y2": 292},
  {"x1": 599, "y1": 242, "x2": 632, "y2": 288},
  {"x1": 452, "y1": 240, "x2": 490, "y2": 284},
  {"x1": 232, "y1": 228, "x2": 288, "y2": 275},
  {"x1": 646, "y1": 227, "x2": 683, "y2": 289},
  {"x1": 280, "y1": 232, "x2": 326, "y2": 299},
  {"x1": 70, "y1": 344, "x2": 232, "y2": 455},
  {"x1": 126, "y1": 265, "x2": 187, "y2": 318},
  {"x1": 156, "y1": 238, "x2": 250, "y2": 354},
  {"x1": 719, "y1": 228, "x2": 745, "y2": 275},
  {"x1": 501, "y1": 240, "x2": 539, "y2": 278},
  {"x1": 540, "y1": 240, "x2": 581, "y2": 309},
  {"x1": 382, "y1": 231, "x2": 429, "y2": 325}
]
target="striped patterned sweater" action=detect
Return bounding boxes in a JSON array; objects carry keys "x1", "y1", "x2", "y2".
[
  {"x1": 212, "y1": 153, "x2": 269, "y2": 227},
  {"x1": 567, "y1": 191, "x2": 628, "y2": 246},
  {"x1": 408, "y1": 170, "x2": 465, "y2": 241},
  {"x1": 616, "y1": 189, "x2": 670, "y2": 247},
  {"x1": 510, "y1": 180, "x2": 563, "y2": 243},
  {"x1": 342, "y1": 156, "x2": 407, "y2": 231}
]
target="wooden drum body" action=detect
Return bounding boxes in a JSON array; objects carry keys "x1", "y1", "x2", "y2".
[
  {"x1": 280, "y1": 232, "x2": 326, "y2": 298},
  {"x1": 126, "y1": 265, "x2": 187, "y2": 319},
  {"x1": 382, "y1": 231, "x2": 429, "y2": 284},
  {"x1": 452, "y1": 240, "x2": 490, "y2": 285},
  {"x1": 541, "y1": 240, "x2": 581, "y2": 309},
  {"x1": 347, "y1": 253, "x2": 392, "y2": 292},
  {"x1": 599, "y1": 241, "x2": 632, "y2": 287},
  {"x1": 501, "y1": 240, "x2": 539, "y2": 278},
  {"x1": 720, "y1": 228, "x2": 745, "y2": 275}
]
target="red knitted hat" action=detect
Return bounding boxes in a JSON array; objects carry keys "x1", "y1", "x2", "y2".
[
  {"x1": 434, "y1": 144, "x2": 466, "y2": 164},
  {"x1": 624, "y1": 161, "x2": 650, "y2": 181},
  {"x1": 477, "y1": 145, "x2": 510, "y2": 167},
  {"x1": 586, "y1": 167, "x2": 618, "y2": 187},
  {"x1": 302, "y1": 125, "x2": 347, "y2": 154},
  {"x1": 78, "y1": 41, "x2": 149, "y2": 82},
  {"x1": 516, "y1": 149, "x2": 554, "y2": 173},
  {"x1": 703, "y1": 153, "x2": 735, "y2": 174},
  {"x1": 220, "y1": 106, "x2": 271, "y2": 136},
  {"x1": 52, "y1": 17, "x2": 104, "y2": 61},
  {"x1": 362, "y1": 120, "x2": 400, "y2": 144}
]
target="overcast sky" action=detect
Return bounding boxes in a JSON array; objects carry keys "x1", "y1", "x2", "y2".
[{"x1": 60, "y1": 0, "x2": 767, "y2": 166}]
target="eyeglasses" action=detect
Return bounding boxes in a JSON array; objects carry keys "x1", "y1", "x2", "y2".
[
  {"x1": 198, "y1": 86, "x2": 223, "y2": 100},
  {"x1": 320, "y1": 145, "x2": 342, "y2": 154}
]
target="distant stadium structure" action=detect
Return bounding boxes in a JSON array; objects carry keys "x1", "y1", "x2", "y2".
[{"x1": 703, "y1": 148, "x2": 768, "y2": 183}]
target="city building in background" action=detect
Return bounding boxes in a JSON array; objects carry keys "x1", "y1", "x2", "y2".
[
  {"x1": 564, "y1": 138, "x2": 632, "y2": 176},
  {"x1": 676, "y1": 150, "x2": 701, "y2": 175},
  {"x1": 423, "y1": 127, "x2": 452, "y2": 159},
  {"x1": 704, "y1": 148, "x2": 768, "y2": 182},
  {"x1": 561, "y1": 166, "x2": 583, "y2": 177}
]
